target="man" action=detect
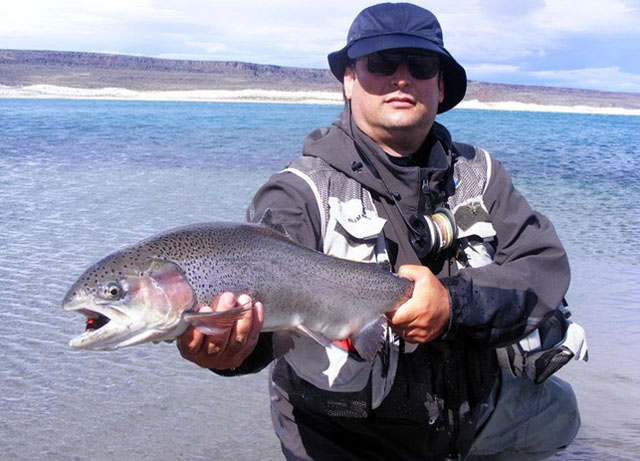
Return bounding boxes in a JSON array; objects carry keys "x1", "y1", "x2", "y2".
[{"x1": 178, "y1": 3, "x2": 581, "y2": 459}]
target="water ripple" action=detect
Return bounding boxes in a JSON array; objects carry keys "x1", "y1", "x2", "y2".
[{"x1": 1, "y1": 100, "x2": 638, "y2": 460}]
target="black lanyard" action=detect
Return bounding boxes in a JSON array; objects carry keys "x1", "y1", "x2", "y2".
[{"x1": 344, "y1": 103, "x2": 456, "y2": 259}]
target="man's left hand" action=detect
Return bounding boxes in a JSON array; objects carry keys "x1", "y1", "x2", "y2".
[{"x1": 386, "y1": 264, "x2": 450, "y2": 343}]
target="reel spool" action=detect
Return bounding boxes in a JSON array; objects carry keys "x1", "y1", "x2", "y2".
[{"x1": 409, "y1": 207, "x2": 458, "y2": 258}]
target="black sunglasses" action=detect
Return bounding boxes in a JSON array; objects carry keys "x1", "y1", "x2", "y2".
[{"x1": 363, "y1": 50, "x2": 440, "y2": 80}]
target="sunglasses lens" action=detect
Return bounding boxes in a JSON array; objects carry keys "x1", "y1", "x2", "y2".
[
  {"x1": 407, "y1": 55, "x2": 440, "y2": 79},
  {"x1": 365, "y1": 51, "x2": 439, "y2": 80},
  {"x1": 366, "y1": 52, "x2": 402, "y2": 76}
]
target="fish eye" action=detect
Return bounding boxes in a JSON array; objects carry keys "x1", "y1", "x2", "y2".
[{"x1": 103, "y1": 281, "x2": 123, "y2": 300}]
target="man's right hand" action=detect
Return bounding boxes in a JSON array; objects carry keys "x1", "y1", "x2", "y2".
[{"x1": 177, "y1": 292, "x2": 264, "y2": 370}]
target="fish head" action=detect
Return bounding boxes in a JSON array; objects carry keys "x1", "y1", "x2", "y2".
[{"x1": 62, "y1": 252, "x2": 195, "y2": 350}]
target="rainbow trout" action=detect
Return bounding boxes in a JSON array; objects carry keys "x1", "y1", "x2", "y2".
[{"x1": 62, "y1": 217, "x2": 412, "y2": 360}]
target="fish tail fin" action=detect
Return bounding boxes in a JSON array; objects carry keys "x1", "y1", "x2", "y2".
[
  {"x1": 352, "y1": 316, "x2": 387, "y2": 363},
  {"x1": 183, "y1": 307, "x2": 250, "y2": 336}
]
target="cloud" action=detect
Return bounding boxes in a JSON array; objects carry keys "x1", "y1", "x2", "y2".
[
  {"x1": 0, "y1": 1, "x2": 175, "y2": 35},
  {"x1": 184, "y1": 40, "x2": 230, "y2": 54},
  {"x1": 2, "y1": 1, "x2": 637, "y2": 65},
  {"x1": 465, "y1": 62, "x2": 640, "y2": 92},
  {"x1": 2, "y1": 0, "x2": 640, "y2": 92},
  {"x1": 531, "y1": 66, "x2": 640, "y2": 93},
  {"x1": 530, "y1": 0, "x2": 638, "y2": 33},
  {"x1": 442, "y1": 0, "x2": 640, "y2": 65},
  {"x1": 478, "y1": 0, "x2": 545, "y2": 17},
  {"x1": 466, "y1": 63, "x2": 520, "y2": 75}
]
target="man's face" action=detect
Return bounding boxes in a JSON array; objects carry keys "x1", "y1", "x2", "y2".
[{"x1": 344, "y1": 49, "x2": 444, "y2": 154}]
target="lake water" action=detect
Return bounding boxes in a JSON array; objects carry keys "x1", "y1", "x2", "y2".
[{"x1": 1, "y1": 99, "x2": 639, "y2": 460}]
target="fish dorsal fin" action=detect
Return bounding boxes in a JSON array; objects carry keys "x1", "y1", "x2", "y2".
[
  {"x1": 259, "y1": 208, "x2": 292, "y2": 239},
  {"x1": 376, "y1": 260, "x2": 392, "y2": 272}
]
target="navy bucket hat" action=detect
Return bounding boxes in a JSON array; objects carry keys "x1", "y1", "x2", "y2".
[{"x1": 328, "y1": 2, "x2": 467, "y2": 113}]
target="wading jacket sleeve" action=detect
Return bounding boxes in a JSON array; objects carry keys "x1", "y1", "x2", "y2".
[{"x1": 442, "y1": 156, "x2": 570, "y2": 347}]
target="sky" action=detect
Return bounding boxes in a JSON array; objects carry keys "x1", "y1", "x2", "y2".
[{"x1": 2, "y1": 0, "x2": 640, "y2": 93}]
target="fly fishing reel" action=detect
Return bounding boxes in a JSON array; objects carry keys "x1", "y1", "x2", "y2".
[{"x1": 408, "y1": 207, "x2": 457, "y2": 259}]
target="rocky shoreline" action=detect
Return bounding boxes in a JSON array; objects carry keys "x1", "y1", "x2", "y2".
[{"x1": 2, "y1": 49, "x2": 639, "y2": 111}]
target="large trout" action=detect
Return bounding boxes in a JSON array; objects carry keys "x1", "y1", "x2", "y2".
[{"x1": 62, "y1": 217, "x2": 413, "y2": 360}]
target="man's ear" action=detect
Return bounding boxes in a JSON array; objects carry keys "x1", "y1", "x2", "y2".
[
  {"x1": 343, "y1": 65, "x2": 355, "y2": 101},
  {"x1": 438, "y1": 72, "x2": 445, "y2": 103}
]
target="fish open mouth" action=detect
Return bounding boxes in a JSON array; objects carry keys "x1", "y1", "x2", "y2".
[
  {"x1": 65, "y1": 305, "x2": 129, "y2": 349},
  {"x1": 85, "y1": 312, "x2": 111, "y2": 331}
]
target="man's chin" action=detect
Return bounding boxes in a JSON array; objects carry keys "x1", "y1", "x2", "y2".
[{"x1": 380, "y1": 115, "x2": 432, "y2": 133}]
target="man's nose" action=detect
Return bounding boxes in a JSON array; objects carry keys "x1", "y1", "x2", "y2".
[{"x1": 392, "y1": 62, "x2": 412, "y2": 88}]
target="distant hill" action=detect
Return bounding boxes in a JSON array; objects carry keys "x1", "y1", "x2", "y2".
[
  {"x1": 2, "y1": 49, "x2": 639, "y2": 109},
  {"x1": 0, "y1": 49, "x2": 339, "y2": 92}
]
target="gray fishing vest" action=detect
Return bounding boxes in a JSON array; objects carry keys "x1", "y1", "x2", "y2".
[
  {"x1": 274, "y1": 147, "x2": 494, "y2": 408},
  {"x1": 277, "y1": 146, "x2": 586, "y2": 405}
]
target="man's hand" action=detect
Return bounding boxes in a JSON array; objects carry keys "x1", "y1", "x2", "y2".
[
  {"x1": 177, "y1": 292, "x2": 264, "y2": 370},
  {"x1": 386, "y1": 265, "x2": 450, "y2": 343}
]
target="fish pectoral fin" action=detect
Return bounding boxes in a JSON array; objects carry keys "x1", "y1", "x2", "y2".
[
  {"x1": 273, "y1": 332, "x2": 295, "y2": 358},
  {"x1": 294, "y1": 324, "x2": 333, "y2": 348},
  {"x1": 183, "y1": 307, "x2": 251, "y2": 336},
  {"x1": 352, "y1": 316, "x2": 387, "y2": 363}
]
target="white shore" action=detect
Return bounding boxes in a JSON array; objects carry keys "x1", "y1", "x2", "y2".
[{"x1": 2, "y1": 84, "x2": 639, "y2": 116}]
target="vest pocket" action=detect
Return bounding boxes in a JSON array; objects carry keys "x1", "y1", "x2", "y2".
[{"x1": 324, "y1": 197, "x2": 387, "y2": 262}]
